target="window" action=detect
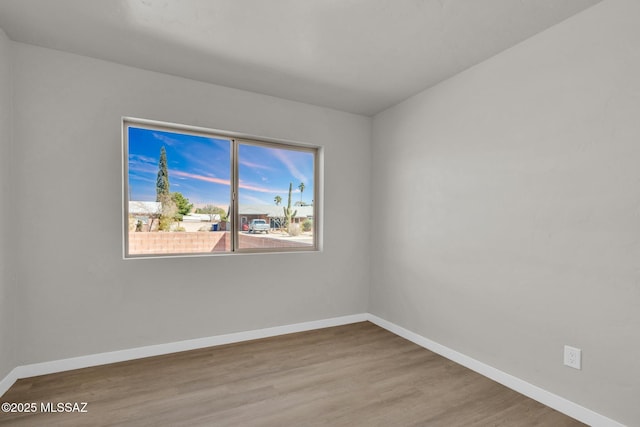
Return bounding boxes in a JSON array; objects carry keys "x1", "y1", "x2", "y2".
[{"x1": 123, "y1": 118, "x2": 319, "y2": 258}]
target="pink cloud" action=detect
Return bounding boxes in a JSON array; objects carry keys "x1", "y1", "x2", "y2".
[
  {"x1": 170, "y1": 170, "x2": 230, "y2": 186},
  {"x1": 239, "y1": 159, "x2": 275, "y2": 171},
  {"x1": 171, "y1": 170, "x2": 287, "y2": 194},
  {"x1": 238, "y1": 179, "x2": 289, "y2": 194}
]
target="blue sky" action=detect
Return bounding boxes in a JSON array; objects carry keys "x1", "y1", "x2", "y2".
[{"x1": 128, "y1": 127, "x2": 314, "y2": 207}]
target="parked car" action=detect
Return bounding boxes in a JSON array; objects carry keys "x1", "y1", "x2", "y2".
[{"x1": 248, "y1": 219, "x2": 269, "y2": 233}]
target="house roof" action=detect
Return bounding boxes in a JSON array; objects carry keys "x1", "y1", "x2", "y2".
[
  {"x1": 182, "y1": 213, "x2": 221, "y2": 222},
  {"x1": 238, "y1": 205, "x2": 314, "y2": 219},
  {"x1": 129, "y1": 201, "x2": 161, "y2": 215}
]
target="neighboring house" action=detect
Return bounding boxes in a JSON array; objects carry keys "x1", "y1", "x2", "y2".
[
  {"x1": 238, "y1": 205, "x2": 314, "y2": 228},
  {"x1": 129, "y1": 201, "x2": 162, "y2": 216},
  {"x1": 128, "y1": 201, "x2": 162, "y2": 231},
  {"x1": 182, "y1": 213, "x2": 221, "y2": 222},
  {"x1": 128, "y1": 202, "x2": 311, "y2": 230}
]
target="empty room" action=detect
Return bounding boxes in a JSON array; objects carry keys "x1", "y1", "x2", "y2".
[{"x1": 0, "y1": 0, "x2": 638, "y2": 426}]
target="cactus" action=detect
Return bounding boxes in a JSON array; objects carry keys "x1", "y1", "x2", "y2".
[{"x1": 283, "y1": 182, "x2": 297, "y2": 231}]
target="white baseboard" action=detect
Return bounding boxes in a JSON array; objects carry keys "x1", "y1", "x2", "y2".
[
  {"x1": 366, "y1": 314, "x2": 624, "y2": 427},
  {"x1": 0, "y1": 367, "x2": 19, "y2": 399},
  {"x1": 0, "y1": 312, "x2": 624, "y2": 426},
  {"x1": 0, "y1": 313, "x2": 368, "y2": 398}
]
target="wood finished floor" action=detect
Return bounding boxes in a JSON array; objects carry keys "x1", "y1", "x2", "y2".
[{"x1": 0, "y1": 322, "x2": 584, "y2": 427}]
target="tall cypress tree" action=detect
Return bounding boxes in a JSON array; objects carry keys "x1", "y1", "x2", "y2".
[{"x1": 156, "y1": 146, "x2": 170, "y2": 201}]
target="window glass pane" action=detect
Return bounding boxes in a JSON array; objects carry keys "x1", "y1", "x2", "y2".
[
  {"x1": 238, "y1": 143, "x2": 315, "y2": 250},
  {"x1": 125, "y1": 126, "x2": 231, "y2": 256}
]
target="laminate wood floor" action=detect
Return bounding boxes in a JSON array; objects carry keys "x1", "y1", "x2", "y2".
[{"x1": 0, "y1": 322, "x2": 584, "y2": 426}]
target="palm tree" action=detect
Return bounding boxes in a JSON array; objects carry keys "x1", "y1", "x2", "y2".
[
  {"x1": 298, "y1": 182, "x2": 305, "y2": 204},
  {"x1": 274, "y1": 195, "x2": 282, "y2": 206}
]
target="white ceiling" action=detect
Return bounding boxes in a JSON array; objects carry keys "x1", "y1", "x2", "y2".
[{"x1": 0, "y1": 0, "x2": 600, "y2": 116}]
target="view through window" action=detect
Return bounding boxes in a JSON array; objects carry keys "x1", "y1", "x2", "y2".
[
  {"x1": 123, "y1": 120, "x2": 318, "y2": 257},
  {"x1": 237, "y1": 141, "x2": 315, "y2": 250}
]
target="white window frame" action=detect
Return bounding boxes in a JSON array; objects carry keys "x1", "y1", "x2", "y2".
[{"x1": 122, "y1": 117, "x2": 321, "y2": 259}]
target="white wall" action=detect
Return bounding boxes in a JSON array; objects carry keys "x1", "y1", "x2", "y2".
[
  {"x1": 10, "y1": 42, "x2": 371, "y2": 365},
  {"x1": 371, "y1": 1, "x2": 639, "y2": 425},
  {"x1": 0, "y1": 28, "x2": 15, "y2": 380}
]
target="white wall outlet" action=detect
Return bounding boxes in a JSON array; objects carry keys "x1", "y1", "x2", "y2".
[{"x1": 564, "y1": 345, "x2": 582, "y2": 370}]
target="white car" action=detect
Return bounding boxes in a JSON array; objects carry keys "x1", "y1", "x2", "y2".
[{"x1": 248, "y1": 219, "x2": 269, "y2": 233}]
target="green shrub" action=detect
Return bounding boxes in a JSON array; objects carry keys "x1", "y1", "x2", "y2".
[
  {"x1": 158, "y1": 216, "x2": 173, "y2": 231},
  {"x1": 302, "y1": 219, "x2": 312, "y2": 232}
]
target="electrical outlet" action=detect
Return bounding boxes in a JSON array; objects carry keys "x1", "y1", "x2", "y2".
[{"x1": 564, "y1": 345, "x2": 581, "y2": 370}]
